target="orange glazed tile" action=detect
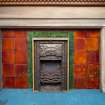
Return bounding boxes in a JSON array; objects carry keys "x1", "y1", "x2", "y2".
[
  {"x1": 3, "y1": 38, "x2": 15, "y2": 51},
  {"x1": 15, "y1": 75, "x2": 28, "y2": 88},
  {"x1": 87, "y1": 51, "x2": 99, "y2": 64},
  {"x1": 2, "y1": 31, "x2": 15, "y2": 38},
  {"x1": 87, "y1": 38, "x2": 99, "y2": 51},
  {"x1": 87, "y1": 64, "x2": 99, "y2": 77},
  {"x1": 74, "y1": 64, "x2": 87, "y2": 79},
  {"x1": 74, "y1": 78, "x2": 88, "y2": 89},
  {"x1": 87, "y1": 31, "x2": 100, "y2": 38},
  {"x1": 15, "y1": 38, "x2": 27, "y2": 51},
  {"x1": 74, "y1": 51, "x2": 87, "y2": 64},
  {"x1": 74, "y1": 38, "x2": 87, "y2": 51},
  {"x1": 15, "y1": 64, "x2": 28, "y2": 76},
  {"x1": 3, "y1": 77, "x2": 15, "y2": 88},
  {"x1": 15, "y1": 31, "x2": 27, "y2": 39},
  {"x1": 2, "y1": 51, "x2": 15, "y2": 64},
  {"x1": 74, "y1": 31, "x2": 87, "y2": 38},
  {"x1": 87, "y1": 64, "x2": 99, "y2": 88},
  {"x1": 3, "y1": 64, "x2": 15, "y2": 77},
  {"x1": 16, "y1": 50, "x2": 28, "y2": 64},
  {"x1": 87, "y1": 78, "x2": 99, "y2": 89}
]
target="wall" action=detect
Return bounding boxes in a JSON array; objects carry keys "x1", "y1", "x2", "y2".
[
  {"x1": 2, "y1": 31, "x2": 28, "y2": 88},
  {"x1": 74, "y1": 31, "x2": 100, "y2": 88},
  {"x1": 0, "y1": 7, "x2": 105, "y2": 19},
  {"x1": 0, "y1": 6, "x2": 105, "y2": 92},
  {"x1": 0, "y1": 31, "x2": 2, "y2": 88},
  {"x1": 1, "y1": 30, "x2": 100, "y2": 89}
]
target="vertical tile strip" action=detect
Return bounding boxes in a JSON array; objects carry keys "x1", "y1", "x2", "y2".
[
  {"x1": 28, "y1": 32, "x2": 33, "y2": 88},
  {"x1": 68, "y1": 32, "x2": 74, "y2": 89},
  {"x1": 0, "y1": 31, "x2": 2, "y2": 89}
]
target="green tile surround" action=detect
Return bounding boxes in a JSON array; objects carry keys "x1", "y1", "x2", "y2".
[
  {"x1": 68, "y1": 32, "x2": 74, "y2": 89},
  {"x1": 28, "y1": 31, "x2": 74, "y2": 89},
  {"x1": 0, "y1": 32, "x2": 2, "y2": 88}
]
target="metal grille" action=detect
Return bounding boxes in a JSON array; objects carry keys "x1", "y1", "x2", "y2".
[{"x1": 40, "y1": 70, "x2": 62, "y2": 83}]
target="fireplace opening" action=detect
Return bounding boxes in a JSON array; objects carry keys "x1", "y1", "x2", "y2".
[
  {"x1": 33, "y1": 40, "x2": 68, "y2": 91},
  {"x1": 40, "y1": 60, "x2": 62, "y2": 91}
]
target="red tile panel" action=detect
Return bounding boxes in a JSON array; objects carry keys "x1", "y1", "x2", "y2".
[
  {"x1": 15, "y1": 75, "x2": 28, "y2": 88},
  {"x1": 74, "y1": 31, "x2": 88, "y2": 38},
  {"x1": 15, "y1": 50, "x2": 28, "y2": 64},
  {"x1": 74, "y1": 64, "x2": 88, "y2": 88},
  {"x1": 87, "y1": 31, "x2": 99, "y2": 38},
  {"x1": 74, "y1": 51, "x2": 87, "y2": 65},
  {"x1": 15, "y1": 64, "x2": 28, "y2": 76},
  {"x1": 3, "y1": 64, "x2": 15, "y2": 77},
  {"x1": 15, "y1": 35, "x2": 28, "y2": 64},
  {"x1": 74, "y1": 38, "x2": 87, "y2": 51},
  {"x1": 2, "y1": 38, "x2": 15, "y2": 51},
  {"x1": 2, "y1": 31, "x2": 15, "y2": 38},
  {"x1": 2, "y1": 51, "x2": 15, "y2": 64},
  {"x1": 15, "y1": 31, "x2": 27, "y2": 39},
  {"x1": 87, "y1": 64, "x2": 99, "y2": 89},
  {"x1": 2, "y1": 30, "x2": 28, "y2": 88},
  {"x1": 74, "y1": 78, "x2": 88, "y2": 89},
  {"x1": 74, "y1": 31, "x2": 100, "y2": 89},
  {"x1": 74, "y1": 64, "x2": 87, "y2": 79},
  {"x1": 87, "y1": 38, "x2": 99, "y2": 51},
  {"x1": 15, "y1": 38, "x2": 27, "y2": 51},
  {"x1": 3, "y1": 77, "x2": 15, "y2": 88},
  {"x1": 87, "y1": 51, "x2": 99, "y2": 64}
]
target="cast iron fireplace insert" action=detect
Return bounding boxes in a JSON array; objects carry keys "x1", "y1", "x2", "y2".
[{"x1": 33, "y1": 40, "x2": 68, "y2": 91}]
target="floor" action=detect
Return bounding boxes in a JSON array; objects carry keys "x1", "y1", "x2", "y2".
[{"x1": 0, "y1": 89, "x2": 105, "y2": 105}]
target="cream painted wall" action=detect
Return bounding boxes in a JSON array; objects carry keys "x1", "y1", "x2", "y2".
[{"x1": 0, "y1": 7, "x2": 105, "y2": 19}]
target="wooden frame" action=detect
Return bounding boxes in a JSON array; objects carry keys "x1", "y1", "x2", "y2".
[
  {"x1": 0, "y1": 0, "x2": 105, "y2": 6},
  {"x1": 32, "y1": 38, "x2": 69, "y2": 92}
]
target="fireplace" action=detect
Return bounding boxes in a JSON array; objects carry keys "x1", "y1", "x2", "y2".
[
  {"x1": 33, "y1": 38, "x2": 68, "y2": 91},
  {"x1": 0, "y1": 29, "x2": 101, "y2": 91},
  {"x1": 0, "y1": 7, "x2": 105, "y2": 92}
]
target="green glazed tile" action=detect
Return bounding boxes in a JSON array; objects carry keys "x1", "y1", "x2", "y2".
[
  {"x1": 28, "y1": 31, "x2": 68, "y2": 88},
  {"x1": 68, "y1": 32, "x2": 74, "y2": 89},
  {"x1": 68, "y1": 32, "x2": 74, "y2": 39},
  {"x1": 29, "y1": 31, "x2": 68, "y2": 38}
]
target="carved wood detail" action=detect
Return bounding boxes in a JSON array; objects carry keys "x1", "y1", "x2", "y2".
[{"x1": 0, "y1": 0, "x2": 105, "y2": 6}]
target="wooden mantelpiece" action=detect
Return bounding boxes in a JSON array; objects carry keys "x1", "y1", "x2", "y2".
[{"x1": 0, "y1": 0, "x2": 105, "y2": 6}]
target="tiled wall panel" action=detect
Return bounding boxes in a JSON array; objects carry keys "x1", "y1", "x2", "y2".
[
  {"x1": 1, "y1": 30, "x2": 100, "y2": 89},
  {"x1": 68, "y1": 32, "x2": 74, "y2": 88},
  {"x1": 2, "y1": 31, "x2": 28, "y2": 88},
  {"x1": 0, "y1": 31, "x2": 2, "y2": 88},
  {"x1": 74, "y1": 31, "x2": 100, "y2": 89}
]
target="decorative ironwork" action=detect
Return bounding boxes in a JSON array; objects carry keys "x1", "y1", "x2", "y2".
[
  {"x1": 34, "y1": 40, "x2": 67, "y2": 91},
  {"x1": 0, "y1": 0, "x2": 105, "y2": 6},
  {"x1": 40, "y1": 70, "x2": 62, "y2": 83},
  {"x1": 40, "y1": 44, "x2": 62, "y2": 57}
]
